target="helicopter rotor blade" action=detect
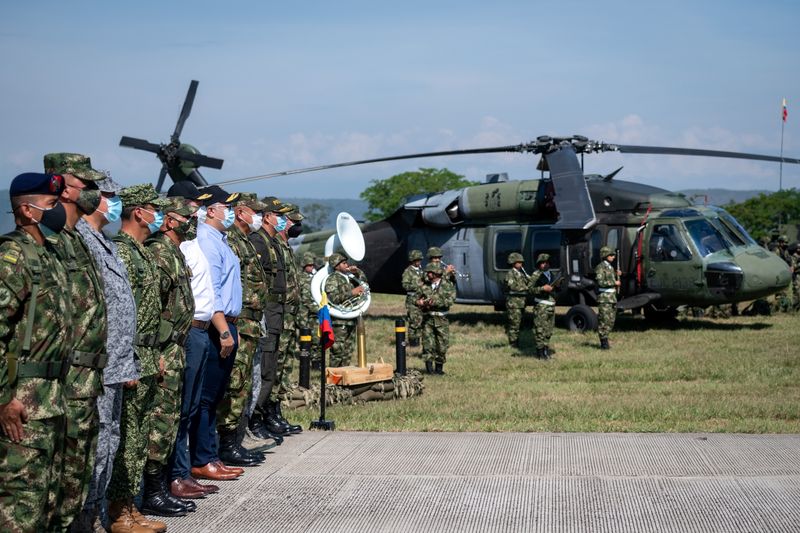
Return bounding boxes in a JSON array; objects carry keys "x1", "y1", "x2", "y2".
[
  {"x1": 610, "y1": 144, "x2": 800, "y2": 164},
  {"x1": 172, "y1": 80, "x2": 198, "y2": 143},
  {"x1": 214, "y1": 144, "x2": 526, "y2": 186},
  {"x1": 119, "y1": 136, "x2": 162, "y2": 154},
  {"x1": 155, "y1": 165, "x2": 169, "y2": 193},
  {"x1": 176, "y1": 148, "x2": 224, "y2": 169}
]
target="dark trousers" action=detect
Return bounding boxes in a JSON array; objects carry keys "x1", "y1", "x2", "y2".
[
  {"x1": 256, "y1": 302, "x2": 282, "y2": 411},
  {"x1": 171, "y1": 326, "x2": 210, "y2": 479},
  {"x1": 190, "y1": 323, "x2": 238, "y2": 467}
]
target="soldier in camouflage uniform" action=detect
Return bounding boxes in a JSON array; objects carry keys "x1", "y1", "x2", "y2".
[
  {"x1": 216, "y1": 193, "x2": 270, "y2": 464},
  {"x1": 773, "y1": 236, "x2": 793, "y2": 313},
  {"x1": 528, "y1": 253, "x2": 556, "y2": 359},
  {"x1": 790, "y1": 243, "x2": 800, "y2": 312},
  {"x1": 39, "y1": 154, "x2": 109, "y2": 531},
  {"x1": 298, "y1": 252, "x2": 321, "y2": 367},
  {"x1": 416, "y1": 262, "x2": 456, "y2": 375},
  {"x1": 108, "y1": 184, "x2": 172, "y2": 531},
  {"x1": 401, "y1": 250, "x2": 424, "y2": 347},
  {"x1": 427, "y1": 246, "x2": 457, "y2": 284},
  {"x1": 142, "y1": 196, "x2": 199, "y2": 516},
  {"x1": 0, "y1": 173, "x2": 72, "y2": 533},
  {"x1": 595, "y1": 246, "x2": 621, "y2": 350},
  {"x1": 503, "y1": 252, "x2": 529, "y2": 349},
  {"x1": 325, "y1": 253, "x2": 369, "y2": 368}
]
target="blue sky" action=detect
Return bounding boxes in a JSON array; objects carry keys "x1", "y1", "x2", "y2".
[{"x1": 2, "y1": 0, "x2": 798, "y2": 198}]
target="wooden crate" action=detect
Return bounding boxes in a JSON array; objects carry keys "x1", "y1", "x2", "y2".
[{"x1": 326, "y1": 362, "x2": 394, "y2": 386}]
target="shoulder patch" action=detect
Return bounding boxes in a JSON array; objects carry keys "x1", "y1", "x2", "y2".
[{"x1": 2, "y1": 250, "x2": 20, "y2": 265}]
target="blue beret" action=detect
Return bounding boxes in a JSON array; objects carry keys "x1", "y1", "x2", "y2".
[{"x1": 9, "y1": 173, "x2": 65, "y2": 198}]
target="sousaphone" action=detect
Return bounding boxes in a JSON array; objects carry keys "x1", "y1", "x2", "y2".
[{"x1": 311, "y1": 212, "x2": 371, "y2": 319}]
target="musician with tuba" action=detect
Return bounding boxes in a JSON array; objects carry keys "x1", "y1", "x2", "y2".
[
  {"x1": 324, "y1": 253, "x2": 369, "y2": 367},
  {"x1": 503, "y1": 252, "x2": 529, "y2": 349}
]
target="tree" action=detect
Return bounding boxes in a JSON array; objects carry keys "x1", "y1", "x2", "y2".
[
  {"x1": 300, "y1": 202, "x2": 332, "y2": 233},
  {"x1": 725, "y1": 189, "x2": 800, "y2": 241},
  {"x1": 359, "y1": 168, "x2": 478, "y2": 222}
]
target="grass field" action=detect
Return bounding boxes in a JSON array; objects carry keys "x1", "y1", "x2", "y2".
[{"x1": 289, "y1": 293, "x2": 800, "y2": 433}]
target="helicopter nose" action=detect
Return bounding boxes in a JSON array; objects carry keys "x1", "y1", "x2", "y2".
[{"x1": 736, "y1": 247, "x2": 792, "y2": 300}]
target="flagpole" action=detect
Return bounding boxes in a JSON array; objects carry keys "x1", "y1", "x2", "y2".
[{"x1": 780, "y1": 116, "x2": 785, "y2": 191}]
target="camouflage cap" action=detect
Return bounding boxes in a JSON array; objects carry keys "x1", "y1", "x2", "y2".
[
  {"x1": 301, "y1": 251, "x2": 316, "y2": 266},
  {"x1": 234, "y1": 192, "x2": 268, "y2": 212},
  {"x1": 600, "y1": 246, "x2": 615, "y2": 257},
  {"x1": 328, "y1": 252, "x2": 347, "y2": 268},
  {"x1": 427, "y1": 246, "x2": 443, "y2": 258},
  {"x1": 43, "y1": 153, "x2": 105, "y2": 182},
  {"x1": 261, "y1": 196, "x2": 293, "y2": 214},
  {"x1": 97, "y1": 175, "x2": 123, "y2": 194},
  {"x1": 408, "y1": 249, "x2": 423, "y2": 261},
  {"x1": 75, "y1": 189, "x2": 101, "y2": 215},
  {"x1": 536, "y1": 253, "x2": 551, "y2": 264},
  {"x1": 285, "y1": 204, "x2": 304, "y2": 222},
  {"x1": 118, "y1": 184, "x2": 171, "y2": 208},
  {"x1": 425, "y1": 262, "x2": 444, "y2": 275},
  {"x1": 507, "y1": 252, "x2": 524, "y2": 264},
  {"x1": 162, "y1": 197, "x2": 198, "y2": 217}
]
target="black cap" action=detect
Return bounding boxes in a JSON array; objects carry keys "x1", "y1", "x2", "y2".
[
  {"x1": 167, "y1": 180, "x2": 212, "y2": 201},
  {"x1": 200, "y1": 185, "x2": 240, "y2": 207}
]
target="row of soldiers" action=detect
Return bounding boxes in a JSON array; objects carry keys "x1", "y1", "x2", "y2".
[
  {"x1": 771, "y1": 236, "x2": 800, "y2": 313},
  {"x1": 0, "y1": 153, "x2": 352, "y2": 533}
]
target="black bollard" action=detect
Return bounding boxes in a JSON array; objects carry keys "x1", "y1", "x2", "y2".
[
  {"x1": 310, "y1": 331, "x2": 335, "y2": 431},
  {"x1": 298, "y1": 328, "x2": 311, "y2": 389},
  {"x1": 395, "y1": 319, "x2": 407, "y2": 376}
]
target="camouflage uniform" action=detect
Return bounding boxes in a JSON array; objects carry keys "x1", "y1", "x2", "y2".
[
  {"x1": 401, "y1": 250, "x2": 424, "y2": 346},
  {"x1": 791, "y1": 249, "x2": 800, "y2": 311},
  {"x1": 107, "y1": 186, "x2": 168, "y2": 503},
  {"x1": 297, "y1": 255, "x2": 320, "y2": 364},
  {"x1": 503, "y1": 253, "x2": 528, "y2": 347},
  {"x1": 277, "y1": 238, "x2": 299, "y2": 397},
  {"x1": 325, "y1": 256, "x2": 368, "y2": 368},
  {"x1": 595, "y1": 247, "x2": 619, "y2": 347},
  {"x1": 773, "y1": 238, "x2": 792, "y2": 312},
  {"x1": 50, "y1": 226, "x2": 107, "y2": 530},
  {"x1": 528, "y1": 255, "x2": 556, "y2": 353},
  {"x1": 416, "y1": 264, "x2": 456, "y2": 368},
  {"x1": 144, "y1": 224, "x2": 194, "y2": 474},
  {"x1": 0, "y1": 228, "x2": 72, "y2": 533}
]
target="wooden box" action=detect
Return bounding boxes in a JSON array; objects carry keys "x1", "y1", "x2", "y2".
[{"x1": 326, "y1": 362, "x2": 394, "y2": 386}]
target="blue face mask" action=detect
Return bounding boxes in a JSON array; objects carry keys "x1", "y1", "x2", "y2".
[
  {"x1": 102, "y1": 196, "x2": 122, "y2": 222},
  {"x1": 146, "y1": 210, "x2": 164, "y2": 234},
  {"x1": 274, "y1": 215, "x2": 287, "y2": 232},
  {"x1": 222, "y1": 207, "x2": 235, "y2": 229}
]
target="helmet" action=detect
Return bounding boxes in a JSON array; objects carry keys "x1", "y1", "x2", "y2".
[
  {"x1": 507, "y1": 252, "x2": 524, "y2": 265},
  {"x1": 424, "y1": 262, "x2": 444, "y2": 275},
  {"x1": 778, "y1": 235, "x2": 789, "y2": 244},
  {"x1": 328, "y1": 252, "x2": 347, "y2": 268},
  {"x1": 536, "y1": 253, "x2": 550, "y2": 264},
  {"x1": 427, "y1": 246, "x2": 443, "y2": 259},
  {"x1": 600, "y1": 246, "x2": 615, "y2": 257},
  {"x1": 301, "y1": 251, "x2": 316, "y2": 266},
  {"x1": 408, "y1": 249, "x2": 423, "y2": 261}
]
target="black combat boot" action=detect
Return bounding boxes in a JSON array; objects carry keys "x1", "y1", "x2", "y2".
[
  {"x1": 600, "y1": 338, "x2": 610, "y2": 350},
  {"x1": 274, "y1": 401, "x2": 303, "y2": 434},
  {"x1": 425, "y1": 360, "x2": 434, "y2": 374},
  {"x1": 434, "y1": 363, "x2": 445, "y2": 375},
  {"x1": 248, "y1": 412, "x2": 284, "y2": 445},
  {"x1": 140, "y1": 467, "x2": 188, "y2": 517},
  {"x1": 536, "y1": 347, "x2": 545, "y2": 358},
  {"x1": 218, "y1": 430, "x2": 262, "y2": 467},
  {"x1": 159, "y1": 466, "x2": 196, "y2": 512},
  {"x1": 262, "y1": 404, "x2": 292, "y2": 437}
]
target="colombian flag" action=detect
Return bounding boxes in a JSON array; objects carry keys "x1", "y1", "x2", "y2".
[
  {"x1": 318, "y1": 292, "x2": 335, "y2": 349},
  {"x1": 783, "y1": 98, "x2": 788, "y2": 122}
]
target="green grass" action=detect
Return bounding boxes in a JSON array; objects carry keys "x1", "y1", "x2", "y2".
[{"x1": 289, "y1": 294, "x2": 800, "y2": 433}]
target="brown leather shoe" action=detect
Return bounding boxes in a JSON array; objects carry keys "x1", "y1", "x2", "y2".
[
  {"x1": 212, "y1": 459, "x2": 244, "y2": 476},
  {"x1": 129, "y1": 502, "x2": 167, "y2": 532},
  {"x1": 191, "y1": 462, "x2": 240, "y2": 481},
  {"x1": 186, "y1": 476, "x2": 220, "y2": 494},
  {"x1": 170, "y1": 478, "x2": 206, "y2": 499},
  {"x1": 107, "y1": 500, "x2": 152, "y2": 533}
]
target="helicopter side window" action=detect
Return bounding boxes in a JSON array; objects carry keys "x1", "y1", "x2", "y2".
[
  {"x1": 590, "y1": 230, "x2": 603, "y2": 269},
  {"x1": 685, "y1": 219, "x2": 728, "y2": 257},
  {"x1": 532, "y1": 230, "x2": 561, "y2": 269},
  {"x1": 494, "y1": 231, "x2": 522, "y2": 270},
  {"x1": 649, "y1": 224, "x2": 691, "y2": 262}
]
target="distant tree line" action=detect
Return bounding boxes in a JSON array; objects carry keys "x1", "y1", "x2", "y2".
[{"x1": 725, "y1": 188, "x2": 800, "y2": 241}]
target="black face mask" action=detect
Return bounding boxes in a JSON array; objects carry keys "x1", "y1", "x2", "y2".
[
  {"x1": 287, "y1": 222, "x2": 302, "y2": 238},
  {"x1": 39, "y1": 202, "x2": 67, "y2": 235}
]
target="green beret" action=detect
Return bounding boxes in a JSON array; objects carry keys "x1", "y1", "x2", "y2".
[
  {"x1": 600, "y1": 246, "x2": 615, "y2": 257},
  {"x1": 43, "y1": 153, "x2": 105, "y2": 182},
  {"x1": 507, "y1": 252, "x2": 524, "y2": 265},
  {"x1": 119, "y1": 184, "x2": 170, "y2": 208},
  {"x1": 234, "y1": 192, "x2": 268, "y2": 212},
  {"x1": 427, "y1": 246, "x2": 443, "y2": 258},
  {"x1": 328, "y1": 252, "x2": 347, "y2": 268},
  {"x1": 408, "y1": 249, "x2": 423, "y2": 261},
  {"x1": 425, "y1": 262, "x2": 444, "y2": 275},
  {"x1": 536, "y1": 253, "x2": 550, "y2": 264},
  {"x1": 162, "y1": 197, "x2": 198, "y2": 217}
]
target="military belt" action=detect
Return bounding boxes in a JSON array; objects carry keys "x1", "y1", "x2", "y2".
[
  {"x1": 191, "y1": 319, "x2": 210, "y2": 330},
  {"x1": 71, "y1": 350, "x2": 108, "y2": 369},
  {"x1": 508, "y1": 292, "x2": 527, "y2": 296},
  {"x1": 17, "y1": 358, "x2": 70, "y2": 380},
  {"x1": 534, "y1": 298, "x2": 556, "y2": 306},
  {"x1": 239, "y1": 308, "x2": 263, "y2": 322},
  {"x1": 134, "y1": 332, "x2": 160, "y2": 348},
  {"x1": 225, "y1": 315, "x2": 239, "y2": 325},
  {"x1": 599, "y1": 288, "x2": 616, "y2": 293},
  {"x1": 426, "y1": 311, "x2": 448, "y2": 317}
]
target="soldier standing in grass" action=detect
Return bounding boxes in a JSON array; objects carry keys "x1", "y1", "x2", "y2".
[
  {"x1": 417, "y1": 262, "x2": 456, "y2": 375},
  {"x1": 503, "y1": 252, "x2": 528, "y2": 349},
  {"x1": 401, "y1": 250, "x2": 424, "y2": 347},
  {"x1": 298, "y1": 252, "x2": 321, "y2": 368},
  {"x1": 595, "y1": 246, "x2": 621, "y2": 350},
  {"x1": 528, "y1": 253, "x2": 556, "y2": 359}
]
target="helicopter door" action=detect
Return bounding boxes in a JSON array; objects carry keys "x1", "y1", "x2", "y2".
[
  {"x1": 643, "y1": 222, "x2": 701, "y2": 295},
  {"x1": 449, "y1": 227, "x2": 486, "y2": 302},
  {"x1": 486, "y1": 227, "x2": 523, "y2": 302}
]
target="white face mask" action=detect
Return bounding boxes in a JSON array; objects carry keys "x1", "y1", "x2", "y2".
[
  {"x1": 197, "y1": 206, "x2": 207, "y2": 224},
  {"x1": 248, "y1": 213, "x2": 263, "y2": 233}
]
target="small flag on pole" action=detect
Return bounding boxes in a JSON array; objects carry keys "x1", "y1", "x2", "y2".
[
  {"x1": 782, "y1": 98, "x2": 788, "y2": 122},
  {"x1": 318, "y1": 292, "x2": 335, "y2": 349}
]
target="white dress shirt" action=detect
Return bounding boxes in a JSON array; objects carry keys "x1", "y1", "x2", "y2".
[{"x1": 180, "y1": 238, "x2": 215, "y2": 321}]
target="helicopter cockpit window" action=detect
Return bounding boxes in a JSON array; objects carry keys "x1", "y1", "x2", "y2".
[
  {"x1": 494, "y1": 231, "x2": 522, "y2": 270},
  {"x1": 649, "y1": 224, "x2": 691, "y2": 262},
  {"x1": 685, "y1": 219, "x2": 730, "y2": 257},
  {"x1": 709, "y1": 216, "x2": 745, "y2": 247},
  {"x1": 532, "y1": 230, "x2": 561, "y2": 269},
  {"x1": 713, "y1": 208, "x2": 758, "y2": 246}
]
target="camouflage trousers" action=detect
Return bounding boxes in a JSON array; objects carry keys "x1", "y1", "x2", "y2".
[
  {"x1": 329, "y1": 320, "x2": 356, "y2": 368},
  {"x1": 107, "y1": 375, "x2": 158, "y2": 501},
  {"x1": 147, "y1": 371, "x2": 182, "y2": 469},
  {"x1": 0, "y1": 415, "x2": 65, "y2": 533},
  {"x1": 421, "y1": 314, "x2": 449, "y2": 364},
  {"x1": 405, "y1": 295, "x2": 423, "y2": 343},
  {"x1": 273, "y1": 302, "x2": 297, "y2": 400},
  {"x1": 505, "y1": 297, "x2": 526, "y2": 344},
  {"x1": 597, "y1": 301, "x2": 617, "y2": 339},
  {"x1": 83, "y1": 383, "x2": 123, "y2": 510},
  {"x1": 532, "y1": 302, "x2": 555, "y2": 349},
  {"x1": 218, "y1": 332, "x2": 257, "y2": 431}
]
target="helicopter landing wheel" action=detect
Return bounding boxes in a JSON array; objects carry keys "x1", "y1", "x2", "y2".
[{"x1": 565, "y1": 304, "x2": 598, "y2": 332}]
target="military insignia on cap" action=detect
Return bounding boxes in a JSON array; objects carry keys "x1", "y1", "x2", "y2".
[
  {"x1": 197, "y1": 193, "x2": 212, "y2": 200},
  {"x1": 225, "y1": 192, "x2": 240, "y2": 203},
  {"x1": 49, "y1": 175, "x2": 63, "y2": 193}
]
